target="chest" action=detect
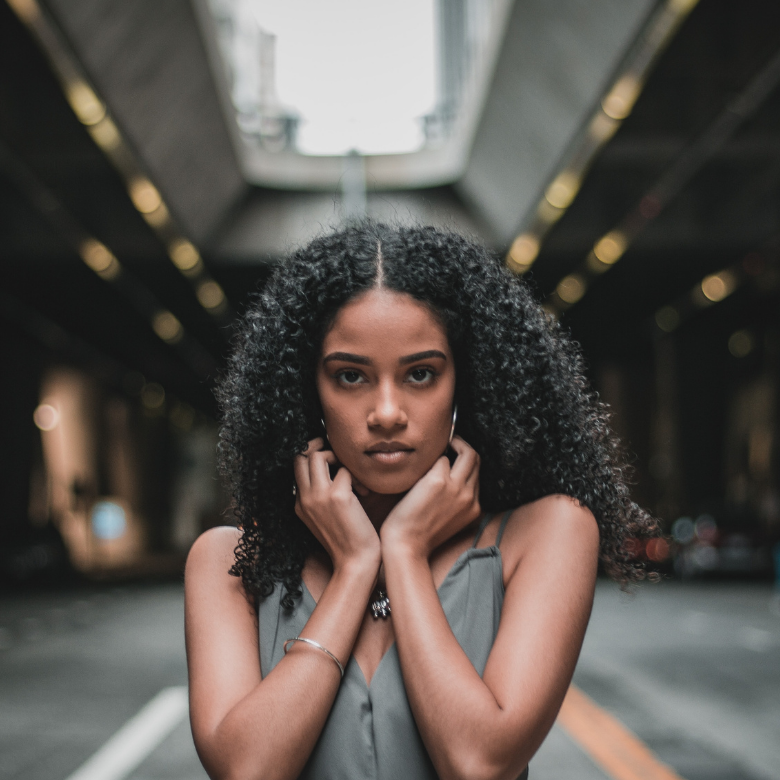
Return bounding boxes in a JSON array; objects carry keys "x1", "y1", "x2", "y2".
[
  {"x1": 301, "y1": 530, "x2": 491, "y2": 685},
  {"x1": 261, "y1": 546, "x2": 505, "y2": 680}
]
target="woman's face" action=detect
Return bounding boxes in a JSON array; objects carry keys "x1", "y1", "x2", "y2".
[{"x1": 316, "y1": 288, "x2": 455, "y2": 495}]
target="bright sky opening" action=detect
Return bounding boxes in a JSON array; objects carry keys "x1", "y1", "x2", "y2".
[{"x1": 245, "y1": 0, "x2": 438, "y2": 156}]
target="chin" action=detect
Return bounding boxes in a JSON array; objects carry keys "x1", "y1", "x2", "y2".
[
  {"x1": 361, "y1": 475, "x2": 418, "y2": 495},
  {"x1": 352, "y1": 460, "x2": 433, "y2": 496}
]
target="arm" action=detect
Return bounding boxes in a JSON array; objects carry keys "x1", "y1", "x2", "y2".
[
  {"x1": 382, "y1": 451, "x2": 599, "y2": 780},
  {"x1": 186, "y1": 440, "x2": 380, "y2": 780}
]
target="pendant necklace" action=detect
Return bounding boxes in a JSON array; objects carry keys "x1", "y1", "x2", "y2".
[{"x1": 370, "y1": 589, "x2": 391, "y2": 619}]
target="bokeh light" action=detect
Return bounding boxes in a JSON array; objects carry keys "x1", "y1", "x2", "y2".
[
  {"x1": 728, "y1": 329, "x2": 754, "y2": 358},
  {"x1": 128, "y1": 177, "x2": 163, "y2": 214},
  {"x1": 545, "y1": 171, "x2": 581, "y2": 209},
  {"x1": 196, "y1": 280, "x2": 226, "y2": 310},
  {"x1": 601, "y1": 75, "x2": 640, "y2": 120},
  {"x1": 557, "y1": 274, "x2": 587, "y2": 304},
  {"x1": 141, "y1": 382, "x2": 166, "y2": 410},
  {"x1": 168, "y1": 239, "x2": 201, "y2": 273},
  {"x1": 33, "y1": 403, "x2": 59, "y2": 431},
  {"x1": 152, "y1": 311, "x2": 183, "y2": 344},
  {"x1": 507, "y1": 234, "x2": 540, "y2": 272},
  {"x1": 91, "y1": 501, "x2": 127, "y2": 540},
  {"x1": 700, "y1": 270, "x2": 736, "y2": 302},
  {"x1": 66, "y1": 81, "x2": 105, "y2": 126},
  {"x1": 655, "y1": 305, "x2": 680, "y2": 333},
  {"x1": 646, "y1": 538, "x2": 670, "y2": 562},
  {"x1": 672, "y1": 516, "x2": 695, "y2": 544},
  {"x1": 695, "y1": 514, "x2": 718, "y2": 542},
  {"x1": 593, "y1": 231, "x2": 627, "y2": 265}
]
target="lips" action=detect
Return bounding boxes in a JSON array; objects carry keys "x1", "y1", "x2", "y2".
[
  {"x1": 365, "y1": 441, "x2": 414, "y2": 465},
  {"x1": 366, "y1": 441, "x2": 413, "y2": 453}
]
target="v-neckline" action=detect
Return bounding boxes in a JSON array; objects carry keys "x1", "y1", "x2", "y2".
[{"x1": 300, "y1": 544, "x2": 502, "y2": 689}]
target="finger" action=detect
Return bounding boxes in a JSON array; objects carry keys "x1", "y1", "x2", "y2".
[
  {"x1": 427, "y1": 455, "x2": 452, "y2": 479},
  {"x1": 448, "y1": 434, "x2": 471, "y2": 460},
  {"x1": 464, "y1": 461, "x2": 480, "y2": 495},
  {"x1": 449, "y1": 436, "x2": 478, "y2": 481},
  {"x1": 308, "y1": 448, "x2": 339, "y2": 489},
  {"x1": 293, "y1": 454, "x2": 312, "y2": 493},
  {"x1": 295, "y1": 437, "x2": 325, "y2": 492},
  {"x1": 332, "y1": 465, "x2": 354, "y2": 493},
  {"x1": 303, "y1": 437, "x2": 325, "y2": 457}
]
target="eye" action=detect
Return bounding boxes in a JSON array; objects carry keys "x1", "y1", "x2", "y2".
[
  {"x1": 336, "y1": 369, "x2": 366, "y2": 386},
  {"x1": 407, "y1": 367, "x2": 436, "y2": 384}
]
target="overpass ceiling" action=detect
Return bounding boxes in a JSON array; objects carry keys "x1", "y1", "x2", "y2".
[
  {"x1": 2, "y1": 0, "x2": 780, "y2": 406},
  {"x1": 526, "y1": 0, "x2": 780, "y2": 362},
  {"x1": 195, "y1": 0, "x2": 515, "y2": 189},
  {"x1": 13, "y1": 0, "x2": 663, "y2": 251}
]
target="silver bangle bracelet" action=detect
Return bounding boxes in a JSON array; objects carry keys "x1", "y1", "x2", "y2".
[{"x1": 283, "y1": 636, "x2": 345, "y2": 678}]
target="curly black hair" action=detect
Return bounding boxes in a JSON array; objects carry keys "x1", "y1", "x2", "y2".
[{"x1": 216, "y1": 222, "x2": 658, "y2": 608}]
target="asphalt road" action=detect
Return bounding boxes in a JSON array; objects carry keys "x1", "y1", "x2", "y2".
[{"x1": 1, "y1": 579, "x2": 778, "y2": 780}]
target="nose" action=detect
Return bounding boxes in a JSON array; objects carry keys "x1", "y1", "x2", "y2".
[{"x1": 367, "y1": 380, "x2": 407, "y2": 431}]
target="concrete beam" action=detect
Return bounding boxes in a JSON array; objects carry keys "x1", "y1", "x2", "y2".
[
  {"x1": 209, "y1": 188, "x2": 486, "y2": 263},
  {"x1": 457, "y1": 0, "x2": 656, "y2": 246},
  {"x1": 42, "y1": 0, "x2": 247, "y2": 245}
]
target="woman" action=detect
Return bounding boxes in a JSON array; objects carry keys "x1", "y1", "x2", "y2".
[{"x1": 185, "y1": 223, "x2": 657, "y2": 780}]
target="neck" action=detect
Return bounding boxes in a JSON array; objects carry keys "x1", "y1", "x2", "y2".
[{"x1": 358, "y1": 490, "x2": 404, "y2": 530}]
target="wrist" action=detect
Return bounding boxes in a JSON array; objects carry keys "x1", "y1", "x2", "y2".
[
  {"x1": 332, "y1": 545, "x2": 381, "y2": 581},
  {"x1": 380, "y1": 528, "x2": 429, "y2": 565}
]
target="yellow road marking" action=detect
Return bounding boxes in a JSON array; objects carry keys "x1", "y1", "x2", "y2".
[{"x1": 557, "y1": 685, "x2": 686, "y2": 780}]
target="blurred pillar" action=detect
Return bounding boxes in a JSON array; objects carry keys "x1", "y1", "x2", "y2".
[
  {"x1": 38, "y1": 368, "x2": 99, "y2": 570},
  {"x1": 651, "y1": 337, "x2": 683, "y2": 524},
  {"x1": 724, "y1": 331, "x2": 779, "y2": 529},
  {"x1": 37, "y1": 367, "x2": 145, "y2": 571}
]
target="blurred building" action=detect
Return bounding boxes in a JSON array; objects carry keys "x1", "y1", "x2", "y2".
[{"x1": 1, "y1": 0, "x2": 779, "y2": 583}]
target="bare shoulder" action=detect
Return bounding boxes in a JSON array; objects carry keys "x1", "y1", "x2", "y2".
[
  {"x1": 185, "y1": 526, "x2": 258, "y2": 670},
  {"x1": 185, "y1": 526, "x2": 261, "y2": 742},
  {"x1": 516, "y1": 493, "x2": 597, "y2": 529},
  {"x1": 500, "y1": 495, "x2": 600, "y2": 584},
  {"x1": 185, "y1": 526, "x2": 246, "y2": 604},
  {"x1": 186, "y1": 525, "x2": 241, "y2": 572}
]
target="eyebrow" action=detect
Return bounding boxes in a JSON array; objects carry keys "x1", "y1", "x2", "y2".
[
  {"x1": 399, "y1": 350, "x2": 447, "y2": 365},
  {"x1": 322, "y1": 349, "x2": 447, "y2": 366}
]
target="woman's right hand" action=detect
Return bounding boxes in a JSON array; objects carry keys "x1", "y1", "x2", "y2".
[{"x1": 294, "y1": 438, "x2": 381, "y2": 573}]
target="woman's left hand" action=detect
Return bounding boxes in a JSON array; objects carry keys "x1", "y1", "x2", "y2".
[{"x1": 380, "y1": 435, "x2": 481, "y2": 558}]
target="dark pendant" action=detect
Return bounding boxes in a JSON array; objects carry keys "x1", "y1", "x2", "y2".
[{"x1": 371, "y1": 590, "x2": 391, "y2": 619}]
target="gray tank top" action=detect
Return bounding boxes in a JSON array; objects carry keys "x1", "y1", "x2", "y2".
[{"x1": 258, "y1": 511, "x2": 529, "y2": 780}]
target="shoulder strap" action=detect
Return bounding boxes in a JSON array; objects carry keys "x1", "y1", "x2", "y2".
[
  {"x1": 495, "y1": 510, "x2": 513, "y2": 548},
  {"x1": 472, "y1": 512, "x2": 494, "y2": 548}
]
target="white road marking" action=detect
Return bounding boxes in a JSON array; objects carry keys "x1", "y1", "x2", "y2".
[{"x1": 64, "y1": 686, "x2": 189, "y2": 780}]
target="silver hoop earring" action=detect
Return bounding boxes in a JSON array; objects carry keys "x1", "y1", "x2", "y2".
[
  {"x1": 449, "y1": 404, "x2": 458, "y2": 445},
  {"x1": 321, "y1": 417, "x2": 330, "y2": 443}
]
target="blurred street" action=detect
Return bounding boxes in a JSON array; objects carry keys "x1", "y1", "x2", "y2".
[
  {"x1": 566, "y1": 581, "x2": 780, "y2": 780},
  {"x1": 0, "y1": 583, "x2": 205, "y2": 780},
  {"x1": 1, "y1": 579, "x2": 778, "y2": 780}
]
